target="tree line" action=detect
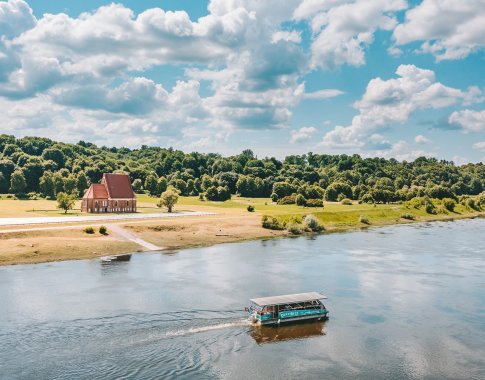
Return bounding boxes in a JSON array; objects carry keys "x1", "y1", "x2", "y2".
[{"x1": 0, "y1": 134, "x2": 484, "y2": 205}]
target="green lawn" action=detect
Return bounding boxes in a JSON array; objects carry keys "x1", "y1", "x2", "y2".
[
  {"x1": 1, "y1": 193, "x2": 481, "y2": 227},
  {"x1": 137, "y1": 194, "x2": 482, "y2": 229}
]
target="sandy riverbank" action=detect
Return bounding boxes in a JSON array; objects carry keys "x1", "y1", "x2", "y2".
[{"x1": 0, "y1": 209, "x2": 285, "y2": 266}]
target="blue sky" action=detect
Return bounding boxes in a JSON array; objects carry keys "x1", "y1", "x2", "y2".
[{"x1": 0, "y1": 0, "x2": 484, "y2": 162}]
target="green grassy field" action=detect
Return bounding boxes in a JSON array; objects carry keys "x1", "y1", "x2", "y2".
[
  {"x1": 137, "y1": 194, "x2": 483, "y2": 230},
  {"x1": 1, "y1": 194, "x2": 482, "y2": 230}
]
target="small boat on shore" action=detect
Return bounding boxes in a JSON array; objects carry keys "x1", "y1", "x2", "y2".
[
  {"x1": 100, "y1": 253, "x2": 132, "y2": 262},
  {"x1": 246, "y1": 292, "x2": 329, "y2": 325}
]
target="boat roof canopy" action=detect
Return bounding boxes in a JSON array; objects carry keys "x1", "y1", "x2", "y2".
[{"x1": 250, "y1": 292, "x2": 327, "y2": 307}]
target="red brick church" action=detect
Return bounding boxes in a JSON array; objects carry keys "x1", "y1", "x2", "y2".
[{"x1": 81, "y1": 173, "x2": 137, "y2": 213}]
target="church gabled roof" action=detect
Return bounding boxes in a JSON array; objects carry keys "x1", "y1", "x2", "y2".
[
  {"x1": 82, "y1": 173, "x2": 135, "y2": 200},
  {"x1": 83, "y1": 183, "x2": 108, "y2": 199},
  {"x1": 101, "y1": 173, "x2": 136, "y2": 199}
]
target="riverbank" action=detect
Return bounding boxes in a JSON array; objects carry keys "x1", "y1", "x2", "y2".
[{"x1": 0, "y1": 196, "x2": 483, "y2": 266}]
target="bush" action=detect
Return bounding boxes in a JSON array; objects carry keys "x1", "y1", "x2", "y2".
[
  {"x1": 277, "y1": 194, "x2": 296, "y2": 205},
  {"x1": 465, "y1": 198, "x2": 477, "y2": 210},
  {"x1": 247, "y1": 205, "x2": 255, "y2": 212},
  {"x1": 441, "y1": 198, "x2": 456, "y2": 212},
  {"x1": 198, "y1": 193, "x2": 205, "y2": 201},
  {"x1": 287, "y1": 222, "x2": 303, "y2": 235},
  {"x1": 400, "y1": 213, "x2": 415, "y2": 220},
  {"x1": 425, "y1": 200, "x2": 436, "y2": 214},
  {"x1": 296, "y1": 194, "x2": 307, "y2": 206},
  {"x1": 99, "y1": 225, "x2": 108, "y2": 235},
  {"x1": 361, "y1": 193, "x2": 374, "y2": 204},
  {"x1": 205, "y1": 185, "x2": 231, "y2": 201},
  {"x1": 477, "y1": 192, "x2": 485, "y2": 208},
  {"x1": 337, "y1": 193, "x2": 346, "y2": 202},
  {"x1": 408, "y1": 197, "x2": 422, "y2": 209},
  {"x1": 261, "y1": 215, "x2": 284, "y2": 230},
  {"x1": 340, "y1": 198, "x2": 352, "y2": 205},
  {"x1": 27, "y1": 192, "x2": 38, "y2": 200},
  {"x1": 359, "y1": 215, "x2": 370, "y2": 224},
  {"x1": 304, "y1": 214, "x2": 324, "y2": 232},
  {"x1": 305, "y1": 198, "x2": 323, "y2": 207},
  {"x1": 83, "y1": 227, "x2": 95, "y2": 234}
]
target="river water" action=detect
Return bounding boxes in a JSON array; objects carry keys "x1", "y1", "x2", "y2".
[{"x1": 1, "y1": 219, "x2": 484, "y2": 379}]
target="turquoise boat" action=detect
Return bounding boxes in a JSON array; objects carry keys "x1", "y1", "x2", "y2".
[{"x1": 246, "y1": 292, "x2": 329, "y2": 325}]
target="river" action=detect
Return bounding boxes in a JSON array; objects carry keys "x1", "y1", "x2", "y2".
[{"x1": 1, "y1": 219, "x2": 484, "y2": 379}]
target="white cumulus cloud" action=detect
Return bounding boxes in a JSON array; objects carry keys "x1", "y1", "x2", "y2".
[
  {"x1": 393, "y1": 0, "x2": 485, "y2": 60},
  {"x1": 448, "y1": 109, "x2": 485, "y2": 132},
  {"x1": 473, "y1": 141, "x2": 485, "y2": 151},
  {"x1": 294, "y1": 0, "x2": 407, "y2": 69},
  {"x1": 414, "y1": 135, "x2": 431, "y2": 144},
  {"x1": 290, "y1": 127, "x2": 317, "y2": 143},
  {"x1": 303, "y1": 89, "x2": 344, "y2": 100},
  {"x1": 321, "y1": 64, "x2": 481, "y2": 149}
]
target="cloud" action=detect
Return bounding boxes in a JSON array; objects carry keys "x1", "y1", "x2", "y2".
[
  {"x1": 393, "y1": 0, "x2": 485, "y2": 60},
  {"x1": 473, "y1": 141, "x2": 485, "y2": 151},
  {"x1": 0, "y1": 0, "x2": 36, "y2": 39},
  {"x1": 448, "y1": 109, "x2": 485, "y2": 132},
  {"x1": 321, "y1": 64, "x2": 481, "y2": 149},
  {"x1": 272, "y1": 30, "x2": 301, "y2": 44},
  {"x1": 189, "y1": 40, "x2": 307, "y2": 130},
  {"x1": 55, "y1": 77, "x2": 169, "y2": 115},
  {"x1": 295, "y1": 0, "x2": 407, "y2": 69},
  {"x1": 0, "y1": 0, "x2": 312, "y2": 137},
  {"x1": 363, "y1": 140, "x2": 436, "y2": 161},
  {"x1": 414, "y1": 135, "x2": 431, "y2": 144},
  {"x1": 290, "y1": 126, "x2": 317, "y2": 143},
  {"x1": 303, "y1": 89, "x2": 344, "y2": 100}
]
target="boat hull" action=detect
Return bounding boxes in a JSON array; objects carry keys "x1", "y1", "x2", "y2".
[
  {"x1": 261, "y1": 313, "x2": 328, "y2": 326},
  {"x1": 251, "y1": 310, "x2": 329, "y2": 326}
]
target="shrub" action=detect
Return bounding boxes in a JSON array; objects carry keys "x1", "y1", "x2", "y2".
[
  {"x1": 296, "y1": 194, "x2": 307, "y2": 206},
  {"x1": 340, "y1": 198, "x2": 352, "y2": 205},
  {"x1": 277, "y1": 194, "x2": 296, "y2": 205},
  {"x1": 261, "y1": 215, "x2": 284, "y2": 230},
  {"x1": 83, "y1": 227, "x2": 95, "y2": 234},
  {"x1": 99, "y1": 225, "x2": 108, "y2": 235},
  {"x1": 400, "y1": 213, "x2": 415, "y2": 220},
  {"x1": 477, "y1": 192, "x2": 485, "y2": 208},
  {"x1": 198, "y1": 193, "x2": 205, "y2": 201},
  {"x1": 441, "y1": 198, "x2": 456, "y2": 212},
  {"x1": 304, "y1": 214, "x2": 324, "y2": 232},
  {"x1": 305, "y1": 199, "x2": 323, "y2": 207},
  {"x1": 361, "y1": 193, "x2": 374, "y2": 204},
  {"x1": 424, "y1": 198, "x2": 437, "y2": 214},
  {"x1": 425, "y1": 202, "x2": 436, "y2": 214},
  {"x1": 287, "y1": 222, "x2": 303, "y2": 235},
  {"x1": 465, "y1": 198, "x2": 477, "y2": 210},
  {"x1": 359, "y1": 215, "x2": 370, "y2": 224},
  {"x1": 27, "y1": 192, "x2": 38, "y2": 200},
  {"x1": 247, "y1": 205, "x2": 255, "y2": 212},
  {"x1": 409, "y1": 197, "x2": 422, "y2": 209}
]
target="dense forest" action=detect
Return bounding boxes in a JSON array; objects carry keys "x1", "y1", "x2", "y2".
[{"x1": 0, "y1": 134, "x2": 484, "y2": 205}]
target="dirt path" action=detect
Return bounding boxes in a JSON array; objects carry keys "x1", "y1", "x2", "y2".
[
  {"x1": 107, "y1": 224, "x2": 162, "y2": 251},
  {"x1": 0, "y1": 221, "x2": 163, "y2": 252}
]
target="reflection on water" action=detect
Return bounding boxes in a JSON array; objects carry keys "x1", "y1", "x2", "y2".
[
  {"x1": 0, "y1": 218, "x2": 485, "y2": 379},
  {"x1": 251, "y1": 320, "x2": 326, "y2": 344}
]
